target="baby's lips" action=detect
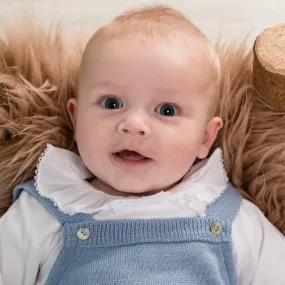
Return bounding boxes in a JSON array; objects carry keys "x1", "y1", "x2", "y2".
[
  {"x1": 114, "y1": 146, "x2": 152, "y2": 160},
  {"x1": 116, "y1": 150, "x2": 147, "y2": 161}
]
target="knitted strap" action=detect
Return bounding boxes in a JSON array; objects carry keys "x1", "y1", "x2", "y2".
[
  {"x1": 13, "y1": 179, "x2": 93, "y2": 224},
  {"x1": 205, "y1": 183, "x2": 242, "y2": 223}
]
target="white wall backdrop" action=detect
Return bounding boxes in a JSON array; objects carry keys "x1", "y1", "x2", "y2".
[{"x1": 0, "y1": 0, "x2": 285, "y2": 45}]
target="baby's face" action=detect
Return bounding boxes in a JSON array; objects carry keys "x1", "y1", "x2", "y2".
[{"x1": 68, "y1": 36, "x2": 222, "y2": 194}]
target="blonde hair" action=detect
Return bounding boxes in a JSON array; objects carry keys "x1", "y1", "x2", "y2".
[{"x1": 85, "y1": 5, "x2": 221, "y2": 106}]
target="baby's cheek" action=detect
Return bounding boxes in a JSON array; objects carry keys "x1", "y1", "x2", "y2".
[
  {"x1": 168, "y1": 132, "x2": 199, "y2": 153},
  {"x1": 76, "y1": 131, "x2": 98, "y2": 164},
  {"x1": 167, "y1": 135, "x2": 200, "y2": 167}
]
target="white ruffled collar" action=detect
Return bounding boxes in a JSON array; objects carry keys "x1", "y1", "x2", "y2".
[{"x1": 34, "y1": 144, "x2": 228, "y2": 218}]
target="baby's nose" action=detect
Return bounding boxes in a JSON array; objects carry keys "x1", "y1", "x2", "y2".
[{"x1": 116, "y1": 112, "x2": 151, "y2": 137}]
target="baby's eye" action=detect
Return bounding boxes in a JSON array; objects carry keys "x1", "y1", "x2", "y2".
[
  {"x1": 99, "y1": 97, "x2": 123, "y2": 109},
  {"x1": 155, "y1": 104, "x2": 179, "y2": 116}
]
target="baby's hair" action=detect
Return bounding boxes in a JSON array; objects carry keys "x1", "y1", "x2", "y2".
[
  {"x1": 113, "y1": 6, "x2": 220, "y2": 81},
  {"x1": 84, "y1": 5, "x2": 221, "y2": 115}
]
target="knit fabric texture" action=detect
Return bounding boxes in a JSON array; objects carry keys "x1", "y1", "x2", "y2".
[{"x1": 14, "y1": 179, "x2": 242, "y2": 285}]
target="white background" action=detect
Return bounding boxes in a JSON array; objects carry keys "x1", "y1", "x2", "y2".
[{"x1": 0, "y1": 0, "x2": 285, "y2": 45}]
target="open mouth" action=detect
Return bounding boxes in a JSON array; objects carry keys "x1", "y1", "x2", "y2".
[
  {"x1": 115, "y1": 150, "x2": 150, "y2": 161},
  {"x1": 112, "y1": 149, "x2": 153, "y2": 169}
]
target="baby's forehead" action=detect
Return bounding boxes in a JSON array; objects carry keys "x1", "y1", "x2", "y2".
[
  {"x1": 79, "y1": 36, "x2": 218, "y2": 103},
  {"x1": 85, "y1": 24, "x2": 209, "y2": 55},
  {"x1": 81, "y1": 32, "x2": 212, "y2": 76}
]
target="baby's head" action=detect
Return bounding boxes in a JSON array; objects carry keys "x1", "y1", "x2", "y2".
[{"x1": 68, "y1": 6, "x2": 223, "y2": 195}]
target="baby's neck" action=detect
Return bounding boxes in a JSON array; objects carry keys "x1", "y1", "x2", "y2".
[
  {"x1": 90, "y1": 178, "x2": 182, "y2": 198},
  {"x1": 90, "y1": 179, "x2": 135, "y2": 197}
]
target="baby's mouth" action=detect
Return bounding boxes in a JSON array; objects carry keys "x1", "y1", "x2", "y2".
[{"x1": 116, "y1": 150, "x2": 150, "y2": 161}]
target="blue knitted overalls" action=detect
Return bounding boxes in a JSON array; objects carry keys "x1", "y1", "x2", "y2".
[{"x1": 14, "y1": 180, "x2": 242, "y2": 285}]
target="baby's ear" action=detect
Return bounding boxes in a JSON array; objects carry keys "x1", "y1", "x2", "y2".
[
  {"x1": 197, "y1": 117, "x2": 223, "y2": 159},
  {"x1": 67, "y1": 98, "x2": 78, "y2": 140}
]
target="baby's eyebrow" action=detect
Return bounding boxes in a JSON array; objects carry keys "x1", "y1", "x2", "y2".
[
  {"x1": 86, "y1": 81, "x2": 127, "y2": 91},
  {"x1": 90, "y1": 81, "x2": 118, "y2": 89},
  {"x1": 154, "y1": 87, "x2": 180, "y2": 94},
  {"x1": 152, "y1": 86, "x2": 186, "y2": 96}
]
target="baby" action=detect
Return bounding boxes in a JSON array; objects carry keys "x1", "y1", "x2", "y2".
[{"x1": 1, "y1": 5, "x2": 285, "y2": 285}]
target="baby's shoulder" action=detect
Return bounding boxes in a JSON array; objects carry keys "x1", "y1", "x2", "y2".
[
  {"x1": 0, "y1": 190, "x2": 63, "y2": 283},
  {"x1": 234, "y1": 198, "x2": 280, "y2": 233},
  {"x1": 236, "y1": 198, "x2": 266, "y2": 225},
  {"x1": 233, "y1": 198, "x2": 280, "y2": 242},
  {"x1": 232, "y1": 198, "x2": 284, "y2": 267},
  {"x1": 2, "y1": 190, "x2": 62, "y2": 250},
  {"x1": 232, "y1": 198, "x2": 285, "y2": 283},
  {"x1": 233, "y1": 200, "x2": 265, "y2": 251}
]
